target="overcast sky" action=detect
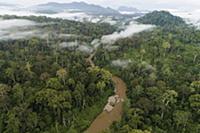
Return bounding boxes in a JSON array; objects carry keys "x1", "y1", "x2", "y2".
[{"x1": 3, "y1": 0, "x2": 200, "y2": 10}]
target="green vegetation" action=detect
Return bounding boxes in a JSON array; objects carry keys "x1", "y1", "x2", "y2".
[
  {"x1": 137, "y1": 11, "x2": 186, "y2": 27},
  {"x1": 94, "y1": 12, "x2": 200, "y2": 133},
  {"x1": 0, "y1": 16, "x2": 114, "y2": 133},
  {"x1": 1, "y1": 11, "x2": 200, "y2": 133},
  {"x1": 1, "y1": 15, "x2": 116, "y2": 40}
]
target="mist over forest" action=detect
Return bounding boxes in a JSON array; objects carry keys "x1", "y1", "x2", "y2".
[{"x1": 0, "y1": 1, "x2": 200, "y2": 133}]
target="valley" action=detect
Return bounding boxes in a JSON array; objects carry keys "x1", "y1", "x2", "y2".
[
  {"x1": 0, "y1": 1, "x2": 200, "y2": 133},
  {"x1": 85, "y1": 44, "x2": 127, "y2": 133}
]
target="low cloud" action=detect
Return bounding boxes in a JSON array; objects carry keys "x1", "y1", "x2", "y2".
[
  {"x1": 59, "y1": 41, "x2": 94, "y2": 53},
  {"x1": 0, "y1": 19, "x2": 37, "y2": 29},
  {"x1": 104, "y1": 45, "x2": 119, "y2": 51},
  {"x1": 101, "y1": 22, "x2": 154, "y2": 44},
  {"x1": 111, "y1": 59, "x2": 132, "y2": 68},
  {"x1": 91, "y1": 39, "x2": 101, "y2": 49},
  {"x1": 77, "y1": 45, "x2": 93, "y2": 53},
  {"x1": 59, "y1": 41, "x2": 79, "y2": 48},
  {"x1": 0, "y1": 19, "x2": 45, "y2": 40},
  {"x1": 0, "y1": 30, "x2": 42, "y2": 40},
  {"x1": 0, "y1": 8, "x2": 92, "y2": 22}
]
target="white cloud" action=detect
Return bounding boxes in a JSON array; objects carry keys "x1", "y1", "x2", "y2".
[
  {"x1": 0, "y1": 19, "x2": 46, "y2": 40},
  {"x1": 3, "y1": 0, "x2": 200, "y2": 10},
  {"x1": 101, "y1": 22, "x2": 154, "y2": 44},
  {"x1": 111, "y1": 59, "x2": 131, "y2": 68},
  {"x1": 0, "y1": 19, "x2": 36, "y2": 29},
  {"x1": 1, "y1": 1, "x2": 200, "y2": 28}
]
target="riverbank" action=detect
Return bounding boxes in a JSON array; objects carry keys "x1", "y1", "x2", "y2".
[{"x1": 85, "y1": 52, "x2": 127, "y2": 133}]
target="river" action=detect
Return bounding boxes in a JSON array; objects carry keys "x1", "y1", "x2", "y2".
[{"x1": 85, "y1": 51, "x2": 127, "y2": 133}]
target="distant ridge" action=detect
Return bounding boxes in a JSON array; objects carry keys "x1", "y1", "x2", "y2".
[{"x1": 32, "y1": 2, "x2": 120, "y2": 15}]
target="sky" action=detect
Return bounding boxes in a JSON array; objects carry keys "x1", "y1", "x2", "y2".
[{"x1": 3, "y1": 0, "x2": 200, "y2": 10}]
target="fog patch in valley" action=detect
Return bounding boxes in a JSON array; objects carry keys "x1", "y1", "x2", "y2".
[
  {"x1": 58, "y1": 34, "x2": 80, "y2": 38},
  {"x1": 59, "y1": 41, "x2": 79, "y2": 50},
  {"x1": 104, "y1": 45, "x2": 119, "y2": 51},
  {"x1": 111, "y1": 59, "x2": 132, "y2": 68},
  {"x1": 0, "y1": 19, "x2": 47, "y2": 40},
  {"x1": 0, "y1": 19, "x2": 37, "y2": 29},
  {"x1": 77, "y1": 45, "x2": 93, "y2": 53},
  {"x1": 58, "y1": 22, "x2": 155, "y2": 53},
  {"x1": 0, "y1": 9, "x2": 93, "y2": 22},
  {"x1": 59, "y1": 41, "x2": 94, "y2": 53},
  {"x1": 101, "y1": 22, "x2": 154, "y2": 44},
  {"x1": 0, "y1": 30, "x2": 43, "y2": 40},
  {"x1": 91, "y1": 39, "x2": 101, "y2": 49},
  {"x1": 0, "y1": 11, "x2": 154, "y2": 53}
]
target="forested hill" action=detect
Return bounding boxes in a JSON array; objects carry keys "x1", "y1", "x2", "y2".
[
  {"x1": 32, "y1": 2, "x2": 120, "y2": 15},
  {"x1": 0, "y1": 15, "x2": 116, "y2": 133},
  {"x1": 1, "y1": 8, "x2": 200, "y2": 133},
  {"x1": 93, "y1": 10, "x2": 200, "y2": 133},
  {"x1": 0, "y1": 15, "x2": 116, "y2": 39},
  {"x1": 137, "y1": 11, "x2": 186, "y2": 27}
]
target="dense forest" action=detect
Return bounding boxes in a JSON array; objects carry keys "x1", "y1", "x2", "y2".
[
  {"x1": 94, "y1": 11, "x2": 200, "y2": 133},
  {"x1": 0, "y1": 10, "x2": 200, "y2": 133},
  {"x1": 137, "y1": 11, "x2": 187, "y2": 27},
  {"x1": 0, "y1": 15, "x2": 115, "y2": 133}
]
